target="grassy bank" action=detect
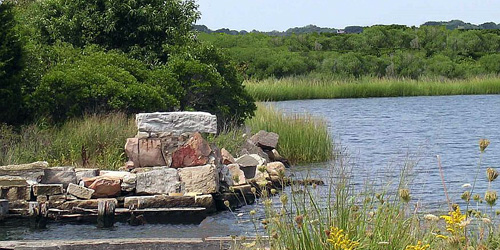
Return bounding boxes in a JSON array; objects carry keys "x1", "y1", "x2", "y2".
[
  {"x1": 237, "y1": 139, "x2": 500, "y2": 250},
  {"x1": 246, "y1": 76, "x2": 500, "y2": 101},
  {"x1": 1, "y1": 104, "x2": 333, "y2": 168},
  {"x1": 246, "y1": 104, "x2": 333, "y2": 164},
  {"x1": 0, "y1": 113, "x2": 135, "y2": 169}
]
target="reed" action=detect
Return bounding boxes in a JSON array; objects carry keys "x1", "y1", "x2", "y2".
[
  {"x1": 245, "y1": 103, "x2": 334, "y2": 164},
  {"x1": 246, "y1": 76, "x2": 500, "y2": 101}
]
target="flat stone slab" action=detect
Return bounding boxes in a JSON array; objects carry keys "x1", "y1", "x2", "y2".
[
  {"x1": 33, "y1": 184, "x2": 63, "y2": 196},
  {"x1": 0, "y1": 161, "x2": 48, "y2": 182},
  {"x1": 42, "y1": 167, "x2": 77, "y2": 188},
  {"x1": 136, "y1": 112, "x2": 217, "y2": 135},
  {"x1": 67, "y1": 183, "x2": 94, "y2": 200},
  {"x1": 58, "y1": 198, "x2": 117, "y2": 210},
  {"x1": 0, "y1": 176, "x2": 28, "y2": 186},
  {"x1": 124, "y1": 195, "x2": 195, "y2": 209}
]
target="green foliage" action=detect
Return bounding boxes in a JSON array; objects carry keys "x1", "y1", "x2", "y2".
[
  {"x1": 0, "y1": 2, "x2": 24, "y2": 124},
  {"x1": 198, "y1": 25, "x2": 500, "y2": 80},
  {"x1": 29, "y1": 0, "x2": 199, "y2": 63},
  {"x1": 166, "y1": 44, "x2": 256, "y2": 128},
  {"x1": 31, "y1": 48, "x2": 177, "y2": 122}
]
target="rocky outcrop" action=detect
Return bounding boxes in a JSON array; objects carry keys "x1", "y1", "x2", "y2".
[
  {"x1": 136, "y1": 167, "x2": 180, "y2": 195},
  {"x1": 178, "y1": 164, "x2": 219, "y2": 194},
  {"x1": 171, "y1": 132, "x2": 211, "y2": 168},
  {"x1": 136, "y1": 112, "x2": 217, "y2": 135}
]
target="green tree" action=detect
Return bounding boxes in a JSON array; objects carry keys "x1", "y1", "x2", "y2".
[
  {"x1": 0, "y1": 2, "x2": 24, "y2": 124},
  {"x1": 32, "y1": 48, "x2": 177, "y2": 122},
  {"x1": 31, "y1": 0, "x2": 199, "y2": 64},
  {"x1": 166, "y1": 44, "x2": 256, "y2": 128}
]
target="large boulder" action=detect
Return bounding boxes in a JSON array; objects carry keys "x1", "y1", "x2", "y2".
[
  {"x1": 124, "y1": 138, "x2": 140, "y2": 168},
  {"x1": 171, "y1": 132, "x2": 212, "y2": 168},
  {"x1": 135, "y1": 167, "x2": 180, "y2": 195},
  {"x1": 41, "y1": 167, "x2": 77, "y2": 189},
  {"x1": 178, "y1": 164, "x2": 219, "y2": 194},
  {"x1": 125, "y1": 138, "x2": 167, "y2": 168},
  {"x1": 88, "y1": 177, "x2": 121, "y2": 198},
  {"x1": 136, "y1": 112, "x2": 217, "y2": 135},
  {"x1": 250, "y1": 130, "x2": 279, "y2": 149},
  {"x1": 0, "y1": 161, "x2": 48, "y2": 182}
]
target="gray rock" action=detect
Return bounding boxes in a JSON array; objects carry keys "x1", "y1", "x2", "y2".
[
  {"x1": 178, "y1": 164, "x2": 219, "y2": 194},
  {"x1": 67, "y1": 183, "x2": 95, "y2": 200},
  {"x1": 0, "y1": 161, "x2": 48, "y2": 182},
  {"x1": 41, "y1": 167, "x2": 77, "y2": 189},
  {"x1": 266, "y1": 162, "x2": 286, "y2": 177},
  {"x1": 239, "y1": 140, "x2": 270, "y2": 162},
  {"x1": 33, "y1": 184, "x2": 63, "y2": 196},
  {"x1": 58, "y1": 198, "x2": 117, "y2": 210},
  {"x1": 250, "y1": 130, "x2": 279, "y2": 149},
  {"x1": 136, "y1": 167, "x2": 180, "y2": 195},
  {"x1": 235, "y1": 154, "x2": 265, "y2": 167},
  {"x1": 136, "y1": 112, "x2": 217, "y2": 135}
]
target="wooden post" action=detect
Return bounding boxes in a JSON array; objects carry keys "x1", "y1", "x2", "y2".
[
  {"x1": 97, "y1": 199, "x2": 115, "y2": 228},
  {"x1": 0, "y1": 199, "x2": 8, "y2": 222},
  {"x1": 28, "y1": 201, "x2": 48, "y2": 229}
]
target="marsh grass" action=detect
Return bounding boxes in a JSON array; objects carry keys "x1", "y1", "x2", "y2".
[
  {"x1": 246, "y1": 103, "x2": 334, "y2": 164},
  {"x1": 0, "y1": 113, "x2": 135, "y2": 169},
  {"x1": 236, "y1": 140, "x2": 500, "y2": 249},
  {"x1": 246, "y1": 76, "x2": 500, "y2": 101}
]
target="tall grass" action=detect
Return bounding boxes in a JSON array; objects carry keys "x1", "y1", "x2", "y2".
[
  {"x1": 246, "y1": 76, "x2": 500, "y2": 101},
  {"x1": 0, "y1": 113, "x2": 135, "y2": 169},
  {"x1": 245, "y1": 104, "x2": 334, "y2": 164},
  {"x1": 235, "y1": 139, "x2": 500, "y2": 250}
]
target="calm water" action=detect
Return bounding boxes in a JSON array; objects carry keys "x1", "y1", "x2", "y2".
[{"x1": 2, "y1": 94, "x2": 500, "y2": 240}]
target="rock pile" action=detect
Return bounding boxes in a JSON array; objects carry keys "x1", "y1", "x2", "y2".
[{"x1": 0, "y1": 111, "x2": 289, "y2": 222}]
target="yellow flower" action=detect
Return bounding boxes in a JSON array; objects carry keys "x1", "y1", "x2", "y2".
[
  {"x1": 405, "y1": 241, "x2": 430, "y2": 250},
  {"x1": 440, "y1": 205, "x2": 466, "y2": 234},
  {"x1": 326, "y1": 226, "x2": 360, "y2": 250}
]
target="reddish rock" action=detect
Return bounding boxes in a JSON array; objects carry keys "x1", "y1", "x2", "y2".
[
  {"x1": 171, "y1": 132, "x2": 212, "y2": 168},
  {"x1": 221, "y1": 148, "x2": 235, "y2": 165},
  {"x1": 88, "y1": 177, "x2": 121, "y2": 198},
  {"x1": 124, "y1": 138, "x2": 139, "y2": 168},
  {"x1": 138, "y1": 138, "x2": 166, "y2": 167}
]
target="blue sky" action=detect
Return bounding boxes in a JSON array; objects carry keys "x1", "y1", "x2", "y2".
[{"x1": 196, "y1": 0, "x2": 500, "y2": 31}]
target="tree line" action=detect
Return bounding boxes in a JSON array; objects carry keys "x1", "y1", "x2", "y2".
[
  {"x1": 0, "y1": 0, "x2": 255, "y2": 127},
  {"x1": 198, "y1": 25, "x2": 500, "y2": 80}
]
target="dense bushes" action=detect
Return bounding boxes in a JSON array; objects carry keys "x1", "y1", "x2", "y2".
[
  {"x1": 198, "y1": 26, "x2": 500, "y2": 80},
  {"x1": 0, "y1": 2, "x2": 24, "y2": 124},
  {"x1": 1, "y1": 0, "x2": 255, "y2": 128}
]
